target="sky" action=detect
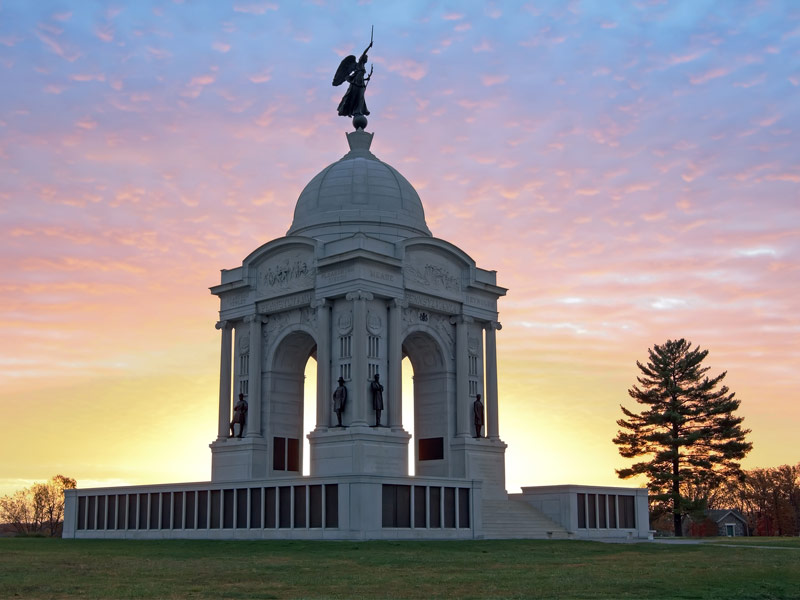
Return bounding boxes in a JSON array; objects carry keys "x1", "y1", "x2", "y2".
[{"x1": 1, "y1": 0, "x2": 799, "y2": 497}]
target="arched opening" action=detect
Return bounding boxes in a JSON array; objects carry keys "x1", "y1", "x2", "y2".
[
  {"x1": 268, "y1": 330, "x2": 316, "y2": 475},
  {"x1": 302, "y1": 357, "x2": 316, "y2": 476},
  {"x1": 402, "y1": 330, "x2": 450, "y2": 477},
  {"x1": 402, "y1": 356, "x2": 415, "y2": 475}
]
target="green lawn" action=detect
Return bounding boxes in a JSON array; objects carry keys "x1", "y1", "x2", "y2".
[
  {"x1": 705, "y1": 536, "x2": 800, "y2": 548},
  {"x1": 0, "y1": 538, "x2": 798, "y2": 599}
]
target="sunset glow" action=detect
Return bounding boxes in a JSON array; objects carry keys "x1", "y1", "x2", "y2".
[{"x1": 1, "y1": 1, "x2": 799, "y2": 497}]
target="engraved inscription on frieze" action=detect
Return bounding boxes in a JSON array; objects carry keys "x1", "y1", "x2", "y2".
[
  {"x1": 221, "y1": 291, "x2": 249, "y2": 310},
  {"x1": 258, "y1": 292, "x2": 313, "y2": 315},
  {"x1": 367, "y1": 268, "x2": 395, "y2": 283},
  {"x1": 406, "y1": 292, "x2": 460, "y2": 315},
  {"x1": 320, "y1": 267, "x2": 355, "y2": 284},
  {"x1": 466, "y1": 294, "x2": 495, "y2": 310}
]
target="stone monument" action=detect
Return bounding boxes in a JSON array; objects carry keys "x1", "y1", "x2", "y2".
[{"x1": 62, "y1": 42, "x2": 651, "y2": 540}]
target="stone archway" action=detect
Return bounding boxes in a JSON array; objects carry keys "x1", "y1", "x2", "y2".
[
  {"x1": 267, "y1": 329, "x2": 317, "y2": 475},
  {"x1": 402, "y1": 330, "x2": 453, "y2": 477}
]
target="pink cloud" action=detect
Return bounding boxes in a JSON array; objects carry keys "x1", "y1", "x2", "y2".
[
  {"x1": 95, "y1": 25, "x2": 114, "y2": 42},
  {"x1": 71, "y1": 73, "x2": 106, "y2": 82},
  {"x1": 233, "y1": 3, "x2": 278, "y2": 15},
  {"x1": 75, "y1": 119, "x2": 98, "y2": 130},
  {"x1": 385, "y1": 59, "x2": 428, "y2": 81},
  {"x1": 689, "y1": 67, "x2": 731, "y2": 85},
  {"x1": 249, "y1": 70, "x2": 272, "y2": 83},
  {"x1": 35, "y1": 30, "x2": 80, "y2": 62},
  {"x1": 481, "y1": 74, "x2": 509, "y2": 86}
]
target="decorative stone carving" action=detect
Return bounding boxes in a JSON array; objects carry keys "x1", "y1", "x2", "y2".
[
  {"x1": 337, "y1": 311, "x2": 353, "y2": 334},
  {"x1": 366, "y1": 310, "x2": 383, "y2": 334},
  {"x1": 429, "y1": 313, "x2": 455, "y2": 353},
  {"x1": 468, "y1": 335, "x2": 480, "y2": 356},
  {"x1": 265, "y1": 312, "x2": 291, "y2": 337},
  {"x1": 405, "y1": 263, "x2": 460, "y2": 292},
  {"x1": 257, "y1": 253, "x2": 315, "y2": 294},
  {"x1": 300, "y1": 307, "x2": 317, "y2": 328},
  {"x1": 238, "y1": 331, "x2": 250, "y2": 352}
]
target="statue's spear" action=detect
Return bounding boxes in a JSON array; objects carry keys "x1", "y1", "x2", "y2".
[{"x1": 365, "y1": 26, "x2": 374, "y2": 87}]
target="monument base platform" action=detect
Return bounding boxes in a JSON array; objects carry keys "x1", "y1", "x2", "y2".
[
  {"x1": 210, "y1": 437, "x2": 270, "y2": 482},
  {"x1": 308, "y1": 425, "x2": 411, "y2": 477}
]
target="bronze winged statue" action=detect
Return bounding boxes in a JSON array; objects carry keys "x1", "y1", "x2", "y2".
[{"x1": 333, "y1": 29, "x2": 373, "y2": 126}]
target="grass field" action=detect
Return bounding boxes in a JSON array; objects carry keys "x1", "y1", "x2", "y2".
[{"x1": 1, "y1": 538, "x2": 798, "y2": 599}]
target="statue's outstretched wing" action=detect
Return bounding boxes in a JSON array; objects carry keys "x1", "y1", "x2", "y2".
[{"x1": 332, "y1": 55, "x2": 357, "y2": 86}]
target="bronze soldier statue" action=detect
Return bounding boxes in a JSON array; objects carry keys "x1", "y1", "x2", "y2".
[
  {"x1": 473, "y1": 394, "x2": 484, "y2": 438},
  {"x1": 230, "y1": 393, "x2": 248, "y2": 438},
  {"x1": 333, "y1": 376, "x2": 347, "y2": 427},
  {"x1": 371, "y1": 373, "x2": 384, "y2": 427}
]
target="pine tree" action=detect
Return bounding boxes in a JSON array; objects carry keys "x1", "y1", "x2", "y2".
[{"x1": 613, "y1": 339, "x2": 752, "y2": 536}]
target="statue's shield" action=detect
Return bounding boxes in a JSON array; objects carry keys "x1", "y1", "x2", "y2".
[{"x1": 332, "y1": 55, "x2": 357, "y2": 86}]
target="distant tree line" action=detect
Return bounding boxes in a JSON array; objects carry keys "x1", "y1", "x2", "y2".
[
  {"x1": 708, "y1": 464, "x2": 800, "y2": 536},
  {"x1": 0, "y1": 475, "x2": 76, "y2": 537}
]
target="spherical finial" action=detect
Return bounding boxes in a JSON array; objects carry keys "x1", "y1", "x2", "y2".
[{"x1": 353, "y1": 114, "x2": 368, "y2": 130}]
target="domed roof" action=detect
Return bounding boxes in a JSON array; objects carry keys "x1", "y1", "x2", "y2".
[{"x1": 287, "y1": 130, "x2": 431, "y2": 242}]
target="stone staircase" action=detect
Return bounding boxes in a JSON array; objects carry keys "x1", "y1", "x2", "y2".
[{"x1": 481, "y1": 497, "x2": 571, "y2": 539}]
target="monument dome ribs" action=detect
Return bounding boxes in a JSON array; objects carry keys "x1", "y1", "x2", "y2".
[{"x1": 288, "y1": 130, "x2": 431, "y2": 242}]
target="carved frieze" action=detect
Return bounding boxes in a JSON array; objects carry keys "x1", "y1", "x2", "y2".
[
  {"x1": 256, "y1": 251, "x2": 315, "y2": 295},
  {"x1": 404, "y1": 263, "x2": 461, "y2": 292}
]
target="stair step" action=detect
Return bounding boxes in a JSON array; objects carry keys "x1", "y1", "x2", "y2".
[{"x1": 481, "y1": 498, "x2": 570, "y2": 539}]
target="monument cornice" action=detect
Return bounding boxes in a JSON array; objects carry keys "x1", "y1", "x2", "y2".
[{"x1": 317, "y1": 249, "x2": 402, "y2": 269}]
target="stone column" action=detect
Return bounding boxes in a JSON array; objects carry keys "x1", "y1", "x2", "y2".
[
  {"x1": 452, "y1": 315, "x2": 472, "y2": 437},
  {"x1": 388, "y1": 299, "x2": 406, "y2": 429},
  {"x1": 347, "y1": 290, "x2": 373, "y2": 426},
  {"x1": 313, "y1": 299, "x2": 331, "y2": 429},
  {"x1": 245, "y1": 315, "x2": 263, "y2": 438},
  {"x1": 216, "y1": 320, "x2": 233, "y2": 440},
  {"x1": 485, "y1": 321, "x2": 502, "y2": 440}
]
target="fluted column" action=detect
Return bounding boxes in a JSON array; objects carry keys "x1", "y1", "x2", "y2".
[
  {"x1": 216, "y1": 320, "x2": 233, "y2": 440},
  {"x1": 347, "y1": 290, "x2": 373, "y2": 425},
  {"x1": 245, "y1": 315, "x2": 263, "y2": 438},
  {"x1": 313, "y1": 299, "x2": 331, "y2": 429},
  {"x1": 452, "y1": 315, "x2": 472, "y2": 437},
  {"x1": 388, "y1": 299, "x2": 406, "y2": 429},
  {"x1": 485, "y1": 321, "x2": 502, "y2": 440}
]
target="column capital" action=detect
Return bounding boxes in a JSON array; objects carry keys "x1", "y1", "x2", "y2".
[
  {"x1": 346, "y1": 290, "x2": 374, "y2": 301},
  {"x1": 215, "y1": 320, "x2": 231, "y2": 330},
  {"x1": 450, "y1": 315, "x2": 474, "y2": 326},
  {"x1": 243, "y1": 314, "x2": 267, "y2": 325},
  {"x1": 389, "y1": 298, "x2": 409, "y2": 310},
  {"x1": 484, "y1": 320, "x2": 502, "y2": 331},
  {"x1": 311, "y1": 297, "x2": 329, "y2": 309}
]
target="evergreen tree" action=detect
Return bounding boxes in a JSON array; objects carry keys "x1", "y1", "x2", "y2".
[{"x1": 613, "y1": 339, "x2": 752, "y2": 536}]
